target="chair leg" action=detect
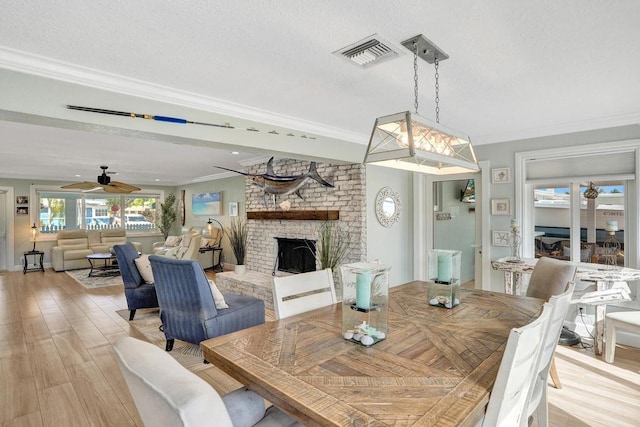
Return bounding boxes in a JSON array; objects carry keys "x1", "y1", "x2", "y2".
[
  {"x1": 165, "y1": 339, "x2": 174, "y2": 352},
  {"x1": 535, "y1": 384, "x2": 550, "y2": 427},
  {"x1": 549, "y1": 356, "x2": 562, "y2": 389},
  {"x1": 129, "y1": 309, "x2": 136, "y2": 321}
]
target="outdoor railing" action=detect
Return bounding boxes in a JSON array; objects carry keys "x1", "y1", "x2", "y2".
[{"x1": 39, "y1": 223, "x2": 157, "y2": 234}]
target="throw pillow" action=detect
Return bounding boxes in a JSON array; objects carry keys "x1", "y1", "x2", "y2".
[
  {"x1": 208, "y1": 279, "x2": 229, "y2": 309},
  {"x1": 164, "y1": 235, "x2": 181, "y2": 247},
  {"x1": 134, "y1": 255, "x2": 154, "y2": 284}
]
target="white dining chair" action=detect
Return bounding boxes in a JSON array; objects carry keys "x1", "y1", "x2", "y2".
[
  {"x1": 524, "y1": 282, "x2": 575, "y2": 427},
  {"x1": 526, "y1": 256, "x2": 577, "y2": 389},
  {"x1": 113, "y1": 336, "x2": 301, "y2": 427},
  {"x1": 482, "y1": 303, "x2": 552, "y2": 427},
  {"x1": 272, "y1": 268, "x2": 337, "y2": 320}
]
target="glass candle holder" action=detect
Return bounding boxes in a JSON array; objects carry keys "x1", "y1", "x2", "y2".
[
  {"x1": 340, "y1": 262, "x2": 390, "y2": 347},
  {"x1": 426, "y1": 250, "x2": 461, "y2": 308}
]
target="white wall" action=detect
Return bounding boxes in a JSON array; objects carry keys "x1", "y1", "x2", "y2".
[{"x1": 366, "y1": 165, "x2": 413, "y2": 287}]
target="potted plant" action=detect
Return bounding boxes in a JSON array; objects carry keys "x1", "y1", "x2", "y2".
[
  {"x1": 225, "y1": 217, "x2": 248, "y2": 274},
  {"x1": 156, "y1": 193, "x2": 177, "y2": 240},
  {"x1": 315, "y1": 221, "x2": 351, "y2": 271}
]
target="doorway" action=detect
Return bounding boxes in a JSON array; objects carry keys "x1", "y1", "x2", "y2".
[
  {"x1": 433, "y1": 179, "x2": 476, "y2": 285},
  {"x1": 414, "y1": 160, "x2": 489, "y2": 289},
  {"x1": 0, "y1": 186, "x2": 15, "y2": 272}
]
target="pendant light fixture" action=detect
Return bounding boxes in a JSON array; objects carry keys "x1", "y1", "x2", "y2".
[{"x1": 364, "y1": 34, "x2": 479, "y2": 175}]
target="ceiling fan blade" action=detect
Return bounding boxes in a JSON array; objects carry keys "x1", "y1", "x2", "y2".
[
  {"x1": 61, "y1": 167, "x2": 140, "y2": 194},
  {"x1": 110, "y1": 181, "x2": 142, "y2": 192},
  {"x1": 102, "y1": 184, "x2": 132, "y2": 194},
  {"x1": 61, "y1": 181, "x2": 102, "y2": 190}
]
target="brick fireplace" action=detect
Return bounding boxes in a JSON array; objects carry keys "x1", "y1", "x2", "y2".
[{"x1": 244, "y1": 159, "x2": 367, "y2": 297}]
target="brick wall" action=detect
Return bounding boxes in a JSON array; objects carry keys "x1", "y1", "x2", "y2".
[{"x1": 244, "y1": 159, "x2": 367, "y2": 296}]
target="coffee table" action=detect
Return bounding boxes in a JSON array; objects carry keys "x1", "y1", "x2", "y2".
[{"x1": 86, "y1": 253, "x2": 120, "y2": 277}]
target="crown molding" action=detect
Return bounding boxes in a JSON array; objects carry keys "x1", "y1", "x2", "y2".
[{"x1": 0, "y1": 46, "x2": 368, "y2": 144}]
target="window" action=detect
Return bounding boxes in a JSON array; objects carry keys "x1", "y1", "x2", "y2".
[
  {"x1": 533, "y1": 182, "x2": 625, "y2": 266},
  {"x1": 517, "y1": 141, "x2": 637, "y2": 268},
  {"x1": 33, "y1": 186, "x2": 162, "y2": 235}
]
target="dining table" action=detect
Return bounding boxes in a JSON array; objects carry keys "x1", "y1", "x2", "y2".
[
  {"x1": 492, "y1": 257, "x2": 640, "y2": 354},
  {"x1": 201, "y1": 281, "x2": 543, "y2": 426}
]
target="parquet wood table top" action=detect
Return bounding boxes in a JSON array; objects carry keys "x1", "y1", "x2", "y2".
[{"x1": 201, "y1": 281, "x2": 544, "y2": 426}]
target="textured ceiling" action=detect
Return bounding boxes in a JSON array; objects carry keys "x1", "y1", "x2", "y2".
[{"x1": 1, "y1": 0, "x2": 639, "y2": 185}]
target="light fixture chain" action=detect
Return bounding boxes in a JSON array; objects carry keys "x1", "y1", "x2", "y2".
[
  {"x1": 434, "y1": 55, "x2": 440, "y2": 123},
  {"x1": 413, "y1": 42, "x2": 419, "y2": 114}
]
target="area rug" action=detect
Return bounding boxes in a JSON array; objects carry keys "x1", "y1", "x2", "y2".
[
  {"x1": 65, "y1": 269, "x2": 124, "y2": 289},
  {"x1": 116, "y1": 308, "x2": 209, "y2": 372}
]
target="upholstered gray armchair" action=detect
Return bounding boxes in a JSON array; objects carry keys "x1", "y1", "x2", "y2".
[
  {"x1": 113, "y1": 243, "x2": 158, "y2": 320},
  {"x1": 148, "y1": 255, "x2": 265, "y2": 351}
]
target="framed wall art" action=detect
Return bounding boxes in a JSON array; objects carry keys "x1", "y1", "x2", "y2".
[
  {"x1": 192, "y1": 192, "x2": 222, "y2": 216},
  {"x1": 491, "y1": 198, "x2": 511, "y2": 216},
  {"x1": 16, "y1": 207, "x2": 28, "y2": 215},
  {"x1": 229, "y1": 202, "x2": 239, "y2": 217},
  {"x1": 16, "y1": 195, "x2": 28, "y2": 204},
  {"x1": 492, "y1": 230, "x2": 511, "y2": 246},
  {"x1": 491, "y1": 168, "x2": 511, "y2": 184}
]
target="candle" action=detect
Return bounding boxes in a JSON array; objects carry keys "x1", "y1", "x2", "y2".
[
  {"x1": 511, "y1": 219, "x2": 519, "y2": 229},
  {"x1": 355, "y1": 270, "x2": 371, "y2": 309},
  {"x1": 606, "y1": 220, "x2": 618, "y2": 232},
  {"x1": 437, "y1": 254, "x2": 452, "y2": 283}
]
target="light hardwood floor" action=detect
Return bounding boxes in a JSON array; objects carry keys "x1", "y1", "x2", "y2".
[{"x1": 1, "y1": 269, "x2": 638, "y2": 426}]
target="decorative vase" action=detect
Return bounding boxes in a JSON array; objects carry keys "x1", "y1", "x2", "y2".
[
  {"x1": 235, "y1": 264, "x2": 246, "y2": 274},
  {"x1": 340, "y1": 262, "x2": 390, "y2": 347},
  {"x1": 426, "y1": 250, "x2": 461, "y2": 308}
]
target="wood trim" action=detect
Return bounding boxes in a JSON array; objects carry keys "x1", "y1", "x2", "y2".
[{"x1": 247, "y1": 210, "x2": 339, "y2": 220}]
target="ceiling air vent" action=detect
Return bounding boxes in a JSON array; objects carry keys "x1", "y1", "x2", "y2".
[{"x1": 334, "y1": 34, "x2": 400, "y2": 69}]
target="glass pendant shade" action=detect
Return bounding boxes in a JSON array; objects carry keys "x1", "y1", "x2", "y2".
[{"x1": 365, "y1": 111, "x2": 479, "y2": 175}]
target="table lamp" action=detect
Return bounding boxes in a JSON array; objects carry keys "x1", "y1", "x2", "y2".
[{"x1": 30, "y1": 223, "x2": 39, "y2": 252}]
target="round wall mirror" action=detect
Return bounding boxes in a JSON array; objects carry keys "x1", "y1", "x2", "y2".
[{"x1": 375, "y1": 186, "x2": 401, "y2": 227}]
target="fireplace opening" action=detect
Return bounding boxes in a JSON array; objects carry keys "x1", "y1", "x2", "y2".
[{"x1": 274, "y1": 238, "x2": 316, "y2": 274}]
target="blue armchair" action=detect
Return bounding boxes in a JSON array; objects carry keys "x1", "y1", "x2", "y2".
[
  {"x1": 113, "y1": 243, "x2": 158, "y2": 320},
  {"x1": 148, "y1": 255, "x2": 265, "y2": 351}
]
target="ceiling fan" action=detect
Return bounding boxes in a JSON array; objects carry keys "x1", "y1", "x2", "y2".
[{"x1": 61, "y1": 166, "x2": 141, "y2": 193}]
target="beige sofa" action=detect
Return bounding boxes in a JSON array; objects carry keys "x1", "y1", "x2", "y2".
[
  {"x1": 51, "y1": 228, "x2": 143, "y2": 272},
  {"x1": 155, "y1": 233, "x2": 202, "y2": 261},
  {"x1": 90, "y1": 228, "x2": 142, "y2": 254},
  {"x1": 153, "y1": 226, "x2": 222, "y2": 269},
  {"x1": 51, "y1": 229, "x2": 95, "y2": 271}
]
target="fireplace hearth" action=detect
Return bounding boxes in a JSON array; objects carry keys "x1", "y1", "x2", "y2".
[{"x1": 274, "y1": 237, "x2": 316, "y2": 274}]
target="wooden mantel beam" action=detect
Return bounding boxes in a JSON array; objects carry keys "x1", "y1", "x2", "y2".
[{"x1": 246, "y1": 210, "x2": 339, "y2": 221}]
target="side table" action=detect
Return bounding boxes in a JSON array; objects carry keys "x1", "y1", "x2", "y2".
[
  {"x1": 199, "y1": 247, "x2": 223, "y2": 272},
  {"x1": 23, "y1": 250, "x2": 44, "y2": 274}
]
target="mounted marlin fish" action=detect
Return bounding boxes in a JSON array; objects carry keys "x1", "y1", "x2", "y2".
[{"x1": 214, "y1": 157, "x2": 334, "y2": 207}]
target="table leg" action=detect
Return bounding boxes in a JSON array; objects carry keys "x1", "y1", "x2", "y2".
[
  {"x1": 88, "y1": 258, "x2": 96, "y2": 277},
  {"x1": 593, "y1": 280, "x2": 608, "y2": 355},
  {"x1": 504, "y1": 271, "x2": 514, "y2": 295},
  {"x1": 513, "y1": 272, "x2": 523, "y2": 296}
]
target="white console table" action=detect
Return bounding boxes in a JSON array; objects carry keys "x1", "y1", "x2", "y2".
[{"x1": 491, "y1": 257, "x2": 640, "y2": 355}]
